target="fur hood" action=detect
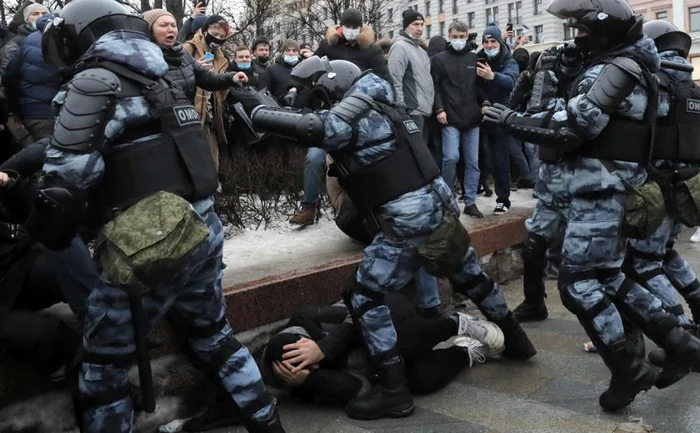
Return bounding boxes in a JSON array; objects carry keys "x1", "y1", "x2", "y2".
[{"x1": 325, "y1": 25, "x2": 375, "y2": 50}]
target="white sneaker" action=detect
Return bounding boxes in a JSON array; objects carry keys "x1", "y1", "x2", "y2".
[
  {"x1": 454, "y1": 312, "x2": 505, "y2": 353},
  {"x1": 452, "y1": 336, "x2": 487, "y2": 367},
  {"x1": 691, "y1": 228, "x2": 700, "y2": 243}
]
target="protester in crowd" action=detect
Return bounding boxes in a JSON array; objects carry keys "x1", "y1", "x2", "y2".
[
  {"x1": 510, "y1": 47, "x2": 540, "y2": 186},
  {"x1": 252, "y1": 35, "x2": 272, "y2": 70},
  {"x1": 2, "y1": 14, "x2": 60, "y2": 142},
  {"x1": 262, "y1": 292, "x2": 504, "y2": 408},
  {"x1": 266, "y1": 39, "x2": 303, "y2": 103},
  {"x1": 228, "y1": 45, "x2": 266, "y2": 90},
  {"x1": 0, "y1": 2, "x2": 48, "y2": 74},
  {"x1": 388, "y1": 10, "x2": 434, "y2": 148},
  {"x1": 426, "y1": 35, "x2": 447, "y2": 165},
  {"x1": 476, "y1": 22, "x2": 519, "y2": 214},
  {"x1": 432, "y1": 21, "x2": 490, "y2": 219},
  {"x1": 376, "y1": 37, "x2": 392, "y2": 60},
  {"x1": 184, "y1": 15, "x2": 236, "y2": 171},
  {"x1": 178, "y1": 1, "x2": 208, "y2": 43},
  {"x1": 300, "y1": 42, "x2": 314, "y2": 59},
  {"x1": 427, "y1": 35, "x2": 446, "y2": 58},
  {"x1": 314, "y1": 8, "x2": 390, "y2": 82}
]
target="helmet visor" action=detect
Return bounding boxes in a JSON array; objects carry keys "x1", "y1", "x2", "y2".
[{"x1": 290, "y1": 55, "x2": 331, "y2": 88}]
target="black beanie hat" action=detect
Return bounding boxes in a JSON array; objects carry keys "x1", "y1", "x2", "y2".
[
  {"x1": 252, "y1": 35, "x2": 270, "y2": 50},
  {"x1": 402, "y1": 9, "x2": 424, "y2": 30},
  {"x1": 340, "y1": 8, "x2": 363, "y2": 28}
]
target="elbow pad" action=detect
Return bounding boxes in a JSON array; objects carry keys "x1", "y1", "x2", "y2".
[{"x1": 251, "y1": 106, "x2": 325, "y2": 147}]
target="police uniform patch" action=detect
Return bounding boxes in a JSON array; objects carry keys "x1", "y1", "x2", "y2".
[
  {"x1": 403, "y1": 120, "x2": 420, "y2": 134},
  {"x1": 173, "y1": 105, "x2": 200, "y2": 126},
  {"x1": 686, "y1": 99, "x2": 700, "y2": 114}
]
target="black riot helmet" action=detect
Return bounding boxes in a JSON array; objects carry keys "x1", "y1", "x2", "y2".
[
  {"x1": 291, "y1": 56, "x2": 362, "y2": 108},
  {"x1": 643, "y1": 20, "x2": 691, "y2": 58},
  {"x1": 546, "y1": 0, "x2": 642, "y2": 57},
  {"x1": 42, "y1": 0, "x2": 149, "y2": 69}
]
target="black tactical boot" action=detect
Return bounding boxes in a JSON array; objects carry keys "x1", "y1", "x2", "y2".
[
  {"x1": 515, "y1": 233, "x2": 549, "y2": 322},
  {"x1": 599, "y1": 343, "x2": 658, "y2": 412},
  {"x1": 346, "y1": 362, "x2": 414, "y2": 420},
  {"x1": 513, "y1": 301, "x2": 548, "y2": 322},
  {"x1": 245, "y1": 402, "x2": 286, "y2": 433},
  {"x1": 493, "y1": 312, "x2": 537, "y2": 360},
  {"x1": 183, "y1": 398, "x2": 244, "y2": 432},
  {"x1": 651, "y1": 325, "x2": 700, "y2": 371}
]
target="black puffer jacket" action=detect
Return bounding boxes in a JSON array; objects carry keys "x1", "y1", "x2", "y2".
[
  {"x1": 314, "y1": 25, "x2": 391, "y2": 83},
  {"x1": 160, "y1": 42, "x2": 234, "y2": 103},
  {"x1": 266, "y1": 56, "x2": 309, "y2": 108}
]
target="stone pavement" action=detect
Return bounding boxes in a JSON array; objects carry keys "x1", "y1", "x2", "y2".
[{"x1": 205, "y1": 229, "x2": 700, "y2": 433}]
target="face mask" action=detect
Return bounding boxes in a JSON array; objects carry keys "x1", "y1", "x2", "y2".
[
  {"x1": 29, "y1": 20, "x2": 37, "y2": 30},
  {"x1": 450, "y1": 39, "x2": 467, "y2": 51},
  {"x1": 237, "y1": 62, "x2": 251, "y2": 70},
  {"x1": 284, "y1": 55, "x2": 299, "y2": 65},
  {"x1": 205, "y1": 33, "x2": 226, "y2": 49},
  {"x1": 343, "y1": 27, "x2": 360, "y2": 41},
  {"x1": 574, "y1": 36, "x2": 592, "y2": 56},
  {"x1": 485, "y1": 47, "x2": 500, "y2": 58}
]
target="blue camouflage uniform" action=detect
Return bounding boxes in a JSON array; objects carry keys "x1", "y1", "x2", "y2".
[
  {"x1": 313, "y1": 73, "x2": 511, "y2": 362},
  {"x1": 42, "y1": 31, "x2": 275, "y2": 433},
  {"x1": 512, "y1": 37, "x2": 684, "y2": 350},
  {"x1": 625, "y1": 50, "x2": 700, "y2": 325}
]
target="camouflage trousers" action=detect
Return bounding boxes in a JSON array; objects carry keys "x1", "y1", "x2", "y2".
[
  {"x1": 666, "y1": 221, "x2": 700, "y2": 307},
  {"x1": 79, "y1": 210, "x2": 274, "y2": 433},
  {"x1": 352, "y1": 207, "x2": 510, "y2": 362},
  {"x1": 525, "y1": 162, "x2": 569, "y2": 241},
  {"x1": 558, "y1": 174, "x2": 674, "y2": 348},
  {"x1": 626, "y1": 215, "x2": 699, "y2": 325}
]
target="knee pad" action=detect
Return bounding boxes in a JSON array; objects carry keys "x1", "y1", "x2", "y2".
[
  {"x1": 80, "y1": 351, "x2": 135, "y2": 410},
  {"x1": 454, "y1": 273, "x2": 493, "y2": 303}
]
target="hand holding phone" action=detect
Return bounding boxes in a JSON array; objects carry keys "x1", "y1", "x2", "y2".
[{"x1": 506, "y1": 23, "x2": 513, "y2": 32}]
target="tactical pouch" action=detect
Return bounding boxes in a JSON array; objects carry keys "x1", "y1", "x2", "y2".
[
  {"x1": 416, "y1": 213, "x2": 471, "y2": 277},
  {"x1": 621, "y1": 180, "x2": 666, "y2": 240},
  {"x1": 672, "y1": 169, "x2": 700, "y2": 228},
  {"x1": 95, "y1": 191, "x2": 210, "y2": 295}
]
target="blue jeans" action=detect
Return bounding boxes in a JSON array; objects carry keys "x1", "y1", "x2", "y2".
[
  {"x1": 414, "y1": 267, "x2": 441, "y2": 309},
  {"x1": 482, "y1": 126, "x2": 512, "y2": 203},
  {"x1": 441, "y1": 126, "x2": 480, "y2": 206},
  {"x1": 302, "y1": 147, "x2": 327, "y2": 208}
]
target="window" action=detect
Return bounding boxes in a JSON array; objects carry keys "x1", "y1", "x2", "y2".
[
  {"x1": 485, "y1": 0, "x2": 495, "y2": 4},
  {"x1": 493, "y1": 6, "x2": 499, "y2": 24},
  {"x1": 388, "y1": 8, "x2": 393, "y2": 22},
  {"x1": 486, "y1": 8, "x2": 492, "y2": 24},
  {"x1": 563, "y1": 24, "x2": 576, "y2": 40},
  {"x1": 468, "y1": 12, "x2": 475, "y2": 27},
  {"x1": 427, "y1": 24, "x2": 431, "y2": 37},
  {"x1": 425, "y1": 0, "x2": 430, "y2": 15},
  {"x1": 453, "y1": 0, "x2": 458, "y2": 14},
  {"x1": 508, "y1": 3, "x2": 514, "y2": 23},
  {"x1": 534, "y1": 0, "x2": 542, "y2": 15},
  {"x1": 440, "y1": 21, "x2": 445, "y2": 36},
  {"x1": 439, "y1": 0, "x2": 444, "y2": 13},
  {"x1": 515, "y1": 1, "x2": 522, "y2": 23},
  {"x1": 535, "y1": 24, "x2": 543, "y2": 43},
  {"x1": 414, "y1": 4, "x2": 419, "y2": 10},
  {"x1": 656, "y1": 10, "x2": 668, "y2": 20},
  {"x1": 691, "y1": 7, "x2": 700, "y2": 31}
]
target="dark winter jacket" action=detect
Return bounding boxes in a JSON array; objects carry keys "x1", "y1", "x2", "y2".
[
  {"x1": 476, "y1": 45, "x2": 519, "y2": 106},
  {"x1": 8, "y1": 0, "x2": 34, "y2": 34},
  {"x1": 160, "y1": 42, "x2": 234, "y2": 103},
  {"x1": 228, "y1": 61, "x2": 268, "y2": 91},
  {"x1": 3, "y1": 15, "x2": 59, "y2": 120},
  {"x1": 427, "y1": 36, "x2": 447, "y2": 58},
  {"x1": 0, "y1": 23, "x2": 34, "y2": 76},
  {"x1": 314, "y1": 25, "x2": 391, "y2": 83},
  {"x1": 266, "y1": 55, "x2": 295, "y2": 100},
  {"x1": 432, "y1": 44, "x2": 489, "y2": 129}
]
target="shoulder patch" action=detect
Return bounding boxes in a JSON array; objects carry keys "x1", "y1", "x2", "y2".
[{"x1": 403, "y1": 119, "x2": 420, "y2": 134}]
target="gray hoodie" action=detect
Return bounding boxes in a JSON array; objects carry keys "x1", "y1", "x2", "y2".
[{"x1": 388, "y1": 30, "x2": 434, "y2": 117}]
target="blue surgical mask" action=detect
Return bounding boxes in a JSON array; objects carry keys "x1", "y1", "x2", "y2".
[
  {"x1": 450, "y1": 39, "x2": 467, "y2": 51},
  {"x1": 284, "y1": 55, "x2": 299, "y2": 65},
  {"x1": 485, "y1": 47, "x2": 500, "y2": 58},
  {"x1": 237, "y1": 62, "x2": 251, "y2": 70}
]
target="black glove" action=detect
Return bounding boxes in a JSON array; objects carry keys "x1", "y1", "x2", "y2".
[
  {"x1": 536, "y1": 46, "x2": 560, "y2": 72},
  {"x1": 483, "y1": 103, "x2": 516, "y2": 126},
  {"x1": 283, "y1": 90, "x2": 298, "y2": 107},
  {"x1": 557, "y1": 43, "x2": 583, "y2": 82}
]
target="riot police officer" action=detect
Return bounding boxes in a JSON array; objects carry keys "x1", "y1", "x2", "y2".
[
  {"x1": 30, "y1": 1, "x2": 285, "y2": 432},
  {"x1": 626, "y1": 20, "x2": 700, "y2": 388},
  {"x1": 484, "y1": 0, "x2": 700, "y2": 411},
  {"x1": 252, "y1": 56, "x2": 536, "y2": 420}
]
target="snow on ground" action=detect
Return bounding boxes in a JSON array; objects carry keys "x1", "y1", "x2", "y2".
[{"x1": 221, "y1": 189, "x2": 539, "y2": 287}]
